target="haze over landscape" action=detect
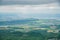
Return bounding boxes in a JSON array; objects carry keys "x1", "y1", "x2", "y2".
[{"x1": 0, "y1": 0, "x2": 60, "y2": 40}]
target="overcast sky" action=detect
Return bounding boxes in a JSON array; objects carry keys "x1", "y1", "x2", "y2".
[
  {"x1": 0, "y1": 2, "x2": 59, "y2": 13},
  {"x1": 0, "y1": 0, "x2": 60, "y2": 20},
  {"x1": 0, "y1": 0, "x2": 58, "y2": 5},
  {"x1": 0, "y1": 0, "x2": 59, "y2": 14}
]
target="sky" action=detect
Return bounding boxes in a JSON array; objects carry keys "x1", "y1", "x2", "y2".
[
  {"x1": 0, "y1": 0, "x2": 57, "y2": 5},
  {"x1": 0, "y1": 0, "x2": 60, "y2": 21}
]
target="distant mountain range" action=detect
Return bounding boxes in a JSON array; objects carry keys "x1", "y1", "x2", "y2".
[
  {"x1": 0, "y1": 18, "x2": 60, "y2": 26},
  {"x1": 0, "y1": 18, "x2": 39, "y2": 26},
  {"x1": 0, "y1": 13, "x2": 60, "y2": 21}
]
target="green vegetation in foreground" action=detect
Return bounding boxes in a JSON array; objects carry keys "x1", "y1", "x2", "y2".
[
  {"x1": 0, "y1": 19, "x2": 60, "y2": 40},
  {"x1": 0, "y1": 27, "x2": 60, "y2": 40}
]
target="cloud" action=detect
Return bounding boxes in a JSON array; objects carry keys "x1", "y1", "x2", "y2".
[
  {"x1": 0, "y1": 2, "x2": 60, "y2": 20},
  {"x1": 1, "y1": 0, "x2": 57, "y2": 5},
  {"x1": 0, "y1": 2, "x2": 59, "y2": 14}
]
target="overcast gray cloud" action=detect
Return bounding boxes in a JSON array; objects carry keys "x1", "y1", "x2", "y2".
[
  {"x1": 0, "y1": 0, "x2": 58, "y2": 5},
  {"x1": 0, "y1": 0, "x2": 60, "y2": 21}
]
